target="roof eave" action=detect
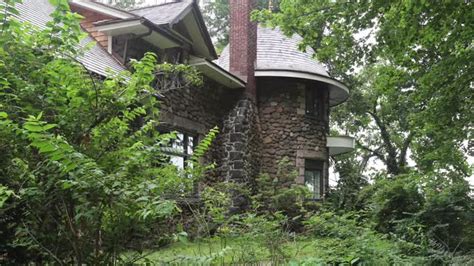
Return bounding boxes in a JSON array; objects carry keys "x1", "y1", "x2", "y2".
[
  {"x1": 95, "y1": 18, "x2": 187, "y2": 49},
  {"x1": 190, "y1": 57, "x2": 245, "y2": 89},
  {"x1": 69, "y1": 0, "x2": 136, "y2": 19},
  {"x1": 254, "y1": 69, "x2": 350, "y2": 106},
  {"x1": 189, "y1": 1, "x2": 218, "y2": 60}
]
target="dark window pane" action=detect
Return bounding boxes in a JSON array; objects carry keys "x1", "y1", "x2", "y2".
[
  {"x1": 305, "y1": 159, "x2": 323, "y2": 170},
  {"x1": 305, "y1": 169, "x2": 321, "y2": 199},
  {"x1": 306, "y1": 87, "x2": 324, "y2": 118},
  {"x1": 305, "y1": 87, "x2": 314, "y2": 115},
  {"x1": 305, "y1": 159, "x2": 324, "y2": 199}
]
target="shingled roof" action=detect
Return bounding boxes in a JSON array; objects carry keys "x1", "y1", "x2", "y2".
[
  {"x1": 216, "y1": 26, "x2": 349, "y2": 106},
  {"x1": 15, "y1": 0, "x2": 126, "y2": 77},
  {"x1": 217, "y1": 26, "x2": 329, "y2": 78},
  {"x1": 94, "y1": 0, "x2": 216, "y2": 59},
  {"x1": 129, "y1": 0, "x2": 193, "y2": 26}
]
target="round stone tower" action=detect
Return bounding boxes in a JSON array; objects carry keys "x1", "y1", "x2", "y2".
[{"x1": 217, "y1": 26, "x2": 349, "y2": 199}]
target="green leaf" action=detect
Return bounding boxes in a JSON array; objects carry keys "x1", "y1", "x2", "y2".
[
  {"x1": 61, "y1": 181, "x2": 74, "y2": 190},
  {"x1": 43, "y1": 124, "x2": 57, "y2": 131},
  {"x1": 36, "y1": 142, "x2": 57, "y2": 153},
  {"x1": 0, "y1": 185, "x2": 15, "y2": 208},
  {"x1": 24, "y1": 124, "x2": 45, "y2": 132}
]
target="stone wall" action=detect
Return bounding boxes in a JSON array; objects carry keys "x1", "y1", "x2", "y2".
[
  {"x1": 220, "y1": 98, "x2": 261, "y2": 183},
  {"x1": 219, "y1": 97, "x2": 261, "y2": 211},
  {"x1": 158, "y1": 78, "x2": 243, "y2": 181},
  {"x1": 158, "y1": 78, "x2": 263, "y2": 194},
  {"x1": 257, "y1": 77, "x2": 330, "y2": 190}
]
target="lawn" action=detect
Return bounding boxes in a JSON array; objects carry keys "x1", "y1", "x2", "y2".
[{"x1": 123, "y1": 235, "x2": 410, "y2": 265}]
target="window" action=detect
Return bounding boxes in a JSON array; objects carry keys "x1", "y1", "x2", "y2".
[
  {"x1": 304, "y1": 160, "x2": 324, "y2": 199},
  {"x1": 305, "y1": 87, "x2": 323, "y2": 118},
  {"x1": 162, "y1": 131, "x2": 197, "y2": 170}
]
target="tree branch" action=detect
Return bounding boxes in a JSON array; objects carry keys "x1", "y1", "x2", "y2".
[
  {"x1": 367, "y1": 107, "x2": 400, "y2": 174},
  {"x1": 398, "y1": 132, "x2": 414, "y2": 168},
  {"x1": 358, "y1": 151, "x2": 378, "y2": 175},
  {"x1": 22, "y1": 222, "x2": 64, "y2": 265},
  {"x1": 356, "y1": 139, "x2": 386, "y2": 163}
]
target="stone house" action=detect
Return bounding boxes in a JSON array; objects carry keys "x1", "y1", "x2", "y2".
[{"x1": 15, "y1": 0, "x2": 354, "y2": 200}]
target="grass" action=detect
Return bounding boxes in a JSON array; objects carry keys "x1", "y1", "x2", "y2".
[
  {"x1": 122, "y1": 234, "x2": 474, "y2": 265},
  {"x1": 123, "y1": 235, "x2": 403, "y2": 265}
]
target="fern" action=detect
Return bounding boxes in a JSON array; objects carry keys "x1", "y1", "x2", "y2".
[{"x1": 192, "y1": 126, "x2": 219, "y2": 163}]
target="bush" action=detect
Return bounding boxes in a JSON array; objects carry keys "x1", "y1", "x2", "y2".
[
  {"x1": 253, "y1": 157, "x2": 312, "y2": 230},
  {"x1": 303, "y1": 211, "x2": 407, "y2": 264},
  {"x1": 358, "y1": 172, "x2": 474, "y2": 258},
  {"x1": 0, "y1": 1, "x2": 212, "y2": 263}
]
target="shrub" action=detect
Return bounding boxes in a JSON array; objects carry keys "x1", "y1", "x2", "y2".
[
  {"x1": 0, "y1": 1, "x2": 212, "y2": 263},
  {"x1": 253, "y1": 157, "x2": 311, "y2": 230}
]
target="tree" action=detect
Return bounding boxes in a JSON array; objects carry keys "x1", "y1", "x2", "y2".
[
  {"x1": 100, "y1": 0, "x2": 143, "y2": 9},
  {"x1": 202, "y1": 0, "x2": 279, "y2": 51},
  {"x1": 327, "y1": 153, "x2": 369, "y2": 211},
  {"x1": 331, "y1": 64, "x2": 417, "y2": 176},
  {"x1": 255, "y1": 1, "x2": 473, "y2": 177}
]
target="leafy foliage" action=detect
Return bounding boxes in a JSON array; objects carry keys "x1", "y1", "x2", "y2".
[
  {"x1": 0, "y1": 1, "x2": 213, "y2": 263},
  {"x1": 360, "y1": 172, "x2": 474, "y2": 253},
  {"x1": 98, "y1": 0, "x2": 144, "y2": 9},
  {"x1": 254, "y1": 0, "x2": 473, "y2": 177},
  {"x1": 202, "y1": 0, "x2": 279, "y2": 51},
  {"x1": 253, "y1": 157, "x2": 311, "y2": 229}
]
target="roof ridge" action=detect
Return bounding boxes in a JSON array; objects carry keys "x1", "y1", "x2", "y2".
[
  {"x1": 128, "y1": 0, "x2": 185, "y2": 11},
  {"x1": 85, "y1": 1, "x2": 138, "y2": 17}
]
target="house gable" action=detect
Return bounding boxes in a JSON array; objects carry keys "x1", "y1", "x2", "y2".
[{"x1": 70, "y1": 4, "x2": 117, "y2": 49}]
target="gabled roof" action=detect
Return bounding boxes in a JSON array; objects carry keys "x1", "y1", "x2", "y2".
[
  {"x1": 15, "y1": 0, "x2": 126, "y2": 77},
  {"x1": 95, "y1": 0, "x2": 217, "y2": 60},
  {"x1": 14, "y1": 0, "x2": 239, "y2": 88}
]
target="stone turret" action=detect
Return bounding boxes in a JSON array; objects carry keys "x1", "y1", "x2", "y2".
[{"x1": 218, "y1": 26, "x2": 350, "y2": 199}]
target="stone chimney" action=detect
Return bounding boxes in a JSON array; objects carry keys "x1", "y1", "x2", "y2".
[{"x1": 229, "y1": 0, "x2": 257, "y2": 99}]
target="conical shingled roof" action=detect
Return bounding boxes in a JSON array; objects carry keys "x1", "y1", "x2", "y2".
[
  {"x1": 216, "y1": 26, "x2": 349, "y2": 106},
  {"x1": 217, "y1": 26, "x2": 329, "y2": 77}
]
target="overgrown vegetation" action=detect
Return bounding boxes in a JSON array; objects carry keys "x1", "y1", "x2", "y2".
[
  {"x1": 0, "y1": 0, "x2": 211, "y2": 263},
  {"x1": 1, "y1": 0, "x2": 473, "y2": 264},
  {"x1": 127, "y1": 162, "x2": 474, "y2": 265}
]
